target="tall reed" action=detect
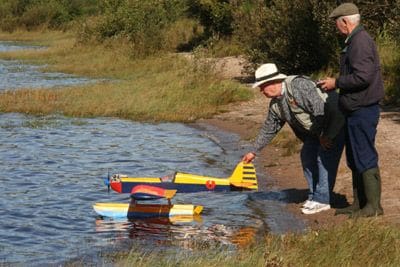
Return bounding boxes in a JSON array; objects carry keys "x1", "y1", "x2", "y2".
[{"x1": 0, "y1": 32, "x2": 252, "y2": 122}]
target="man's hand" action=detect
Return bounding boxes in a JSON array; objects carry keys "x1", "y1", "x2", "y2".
[
  {"x1": 317, "y1": 77, "x2": 336, "y2": 91},
  {"x1": 242, "y1": 152, "x2": 256, "y2": 163},
  {"x1": 319, "y1": 136, "x2": 333, "y2": 150}
]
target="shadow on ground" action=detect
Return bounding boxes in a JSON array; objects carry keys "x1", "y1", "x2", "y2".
[{"x1": 250, "y1": 189, "x2": 350, "y2": 209}]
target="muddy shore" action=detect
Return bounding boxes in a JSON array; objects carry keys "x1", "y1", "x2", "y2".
[{"x1": 199, "y1": 57, "x2": 400, "y2": 229}]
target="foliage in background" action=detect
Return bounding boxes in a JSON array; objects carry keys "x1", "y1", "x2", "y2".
[
  {"x1": 377, "y1": 31, "x2": 400, "y2": 104},
  {"x1": 0, "y1": 0, "x2": 399, "y2": 102},
  {"x1": 0, "y1": 0, "x2": 98, "y2": 31},
  {"x1": 187, "y1": 0, "x2": 233, "y2": 39},
  {"x1": 232, "y1": 0, "x2": 339, "y2": 74},
  {"x1": 230, "y1": 0, "x2": 400, "y2": 103},
  {"x1": 231, "y1": 0, "x2": 398, "y2": 75},
  {"x1": 351, "y1": 0, "x2": 400, "y2": 37},
  {"x1": 183, "y1": 0, "x2": 241, "y2": 55},
  {"x1": 1, "y1": 0, "x2": 399, "y2": 70},
  {"x1": 78, "y1": 0, "x2": 200, "y2": 57}
]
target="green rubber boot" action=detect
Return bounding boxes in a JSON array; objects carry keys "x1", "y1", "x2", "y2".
[
  {"x1": 350, "y1": 168, "x2": 384, "y2": 218},
  {"x1": 335, "y1": 172, "x2": 365, "y2": 215},
  {"x1": 335, "y1": 189, "x2": 360, "y2": 215}
]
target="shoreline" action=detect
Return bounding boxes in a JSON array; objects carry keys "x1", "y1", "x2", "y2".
[
  {"x1": 1, "y1": 29, "x2": 398, "y2": 228},
  {"x1": 198, "y1": 117, "x2": 347, "y2": 229},
  {"x1": 198, "y1": 92, "x2": 400, "y2": 229}
]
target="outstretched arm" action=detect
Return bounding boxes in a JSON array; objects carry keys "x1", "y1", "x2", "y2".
[{"x1": 242, "y1": 103, "x2": 284, "y2": 163}]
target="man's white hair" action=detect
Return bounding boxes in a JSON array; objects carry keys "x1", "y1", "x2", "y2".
[{"x1": 338, "y1": 14, "x2": 361, "y2": 25}]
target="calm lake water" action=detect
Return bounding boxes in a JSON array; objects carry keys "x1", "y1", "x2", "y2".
[
  {"x1": 0, "y1": 41, "x2": 43, "y2": 52},
  {"x1": 0, "y1": 41, "x2": 92, "y2": 91},
  {"x1": 0, "y1": 41, "x2": 305, "y2": 265}
]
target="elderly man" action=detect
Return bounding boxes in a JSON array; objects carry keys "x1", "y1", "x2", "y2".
[
  {"x1": 318, "y1": 3, "x2": 385, "y2": 217},
  {"x1": 243, "y1": 63, "x2": 344, "y2": 215}
]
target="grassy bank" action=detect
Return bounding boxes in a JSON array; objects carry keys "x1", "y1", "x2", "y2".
[
  {"x1": 97, "y1": 220, "x2": 399, "y2": 267},
  {"x1": 265, "y1": 219, "x2": 400, "y2": 266},
  {"x1": 0, "y1": 31, "x2": 252, "y2": 122}
]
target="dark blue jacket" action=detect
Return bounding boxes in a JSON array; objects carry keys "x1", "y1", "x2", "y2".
[{"x1": 336, "y1": 25, "x2": 384, "y2": 112}]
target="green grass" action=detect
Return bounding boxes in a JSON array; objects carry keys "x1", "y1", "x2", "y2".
[
  {"x1": 100, "y1": 219, "x2": 399, "y2": 267},
  {"x1": 265, "y1": 219, "x2": 400, "y2": 267},
  {"x1": 0, "y1": 31, "x2": 253, "y2": 122},
  {"x1": 377, "y1": 32, "x2": 400, "y2": 105},
  {"x1": 105, "y1": 243, "x2": 266, "y2": 267}
]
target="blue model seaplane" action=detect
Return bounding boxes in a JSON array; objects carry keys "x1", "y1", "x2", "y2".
[
  {"x1": 106, "y1": 162, "x2": 258, "y2": 194},
  {"x1": 93, "y1": 184, "x2": 203, "y2": 219}
]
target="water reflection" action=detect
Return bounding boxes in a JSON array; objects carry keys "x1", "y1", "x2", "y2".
[
  {"x1": 92, "y1": 190, "x2": 266, "y2": 250},
  {"x1": 0, "y1": 113, "x2": 271, "y2": 265},
  {"x1": 94, "y1": 216, "x2": 258, "y2": 250}
]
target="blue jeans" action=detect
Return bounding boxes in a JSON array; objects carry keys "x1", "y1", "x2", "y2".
[{"x1": 300, "y1": 130, "x2": 344, "y2": 204}]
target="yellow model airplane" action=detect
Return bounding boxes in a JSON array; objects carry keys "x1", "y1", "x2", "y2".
[{"x1": 106, "y1": 162, "x2": 258, "y2": 194}]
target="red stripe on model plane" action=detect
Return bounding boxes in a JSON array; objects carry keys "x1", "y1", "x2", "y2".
[{"x1": 131, "y1": 185, "x2": 166, "y2": 198}]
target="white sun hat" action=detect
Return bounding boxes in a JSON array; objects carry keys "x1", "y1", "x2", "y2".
[{"x1": 252, "y1": 63, "x2": 287, "y2": 88}]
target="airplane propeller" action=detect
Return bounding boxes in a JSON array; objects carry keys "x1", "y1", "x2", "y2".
[{"x1": 103, "y1": 169, "x2": 111, "y2": 193}]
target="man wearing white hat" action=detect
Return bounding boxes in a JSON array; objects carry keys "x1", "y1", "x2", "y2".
[{"x1": 243, "y1": 63, "x2": 345, "y2": 214}]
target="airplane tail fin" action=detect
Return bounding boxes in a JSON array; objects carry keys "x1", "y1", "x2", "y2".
[{"x1": 229, "y1": 162, "x2": 258, "y2": 190}]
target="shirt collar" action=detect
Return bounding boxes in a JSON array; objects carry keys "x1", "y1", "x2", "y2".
[{"x1": 345, "y1": 24, "x2": 363, "y2": 44}]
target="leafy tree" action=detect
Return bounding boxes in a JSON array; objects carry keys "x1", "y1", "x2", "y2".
[
  {"x1": 0, "y1": 0, "x2": 99, "y2": 31},
  {"x1": 188, "y1": 0, "x2": 233, "y2": 38},
  {"x1": 233, "y1": 0, "x2": 338, "y2": 74}
]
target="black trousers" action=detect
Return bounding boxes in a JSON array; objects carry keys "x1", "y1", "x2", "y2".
[{"x1": 345, "y1": 104, "x2": 380, "y2": 174}]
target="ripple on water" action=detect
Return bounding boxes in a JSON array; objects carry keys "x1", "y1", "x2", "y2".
[
  {"x1": 0, "y1": 112, "x2": 305, "y2": 264},
  {"x1": 0, "y1": 41, "x2": 97, "y2": 91},
  {"x1": 0, "y1": 113, "x2": 256, "y2": 264}
]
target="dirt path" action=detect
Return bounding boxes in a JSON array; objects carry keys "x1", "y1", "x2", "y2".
[{"x1": 200, "y1": 56, "x2": 400, "y2": 229}]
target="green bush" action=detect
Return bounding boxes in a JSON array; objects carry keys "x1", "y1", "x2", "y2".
[
  {"x1": 163, "y1": 18, "x2": 203, "y2": 52},
  {"x1": 79, "y1": 0, "x2": 192, "y2": 57},
  {"x1": 187, "y1": 0, "x2": 233, "y2": 38},
  {"x1": 351, "y1": 0, "x2": 400, "y2": 37},
  {"x1": 377, "y1": 30, "x2": 400, "y2": 104},
  {"x1": 232, "y1": 0, "x2": 340, "y2": 75},
  {"x1": 0, "y1": 0, "x2": 99, "y2": 31},
  {"x1": 19, "y1": 1, "x2": 68, "y2": 29},
  {"x1": 231, "y1": 0, "x2": 400, "y2": 75},
  {"x1": 0, "y1": 0, "x2": 399, "y2": 104}
]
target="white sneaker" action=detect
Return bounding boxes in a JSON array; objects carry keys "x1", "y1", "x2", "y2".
[
  {"x1": 301, "y1": 201, "x2": 331, "y2": 214},
  {"x1": 302, "y1": 200, "x2": 313, "y2": 208}
]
